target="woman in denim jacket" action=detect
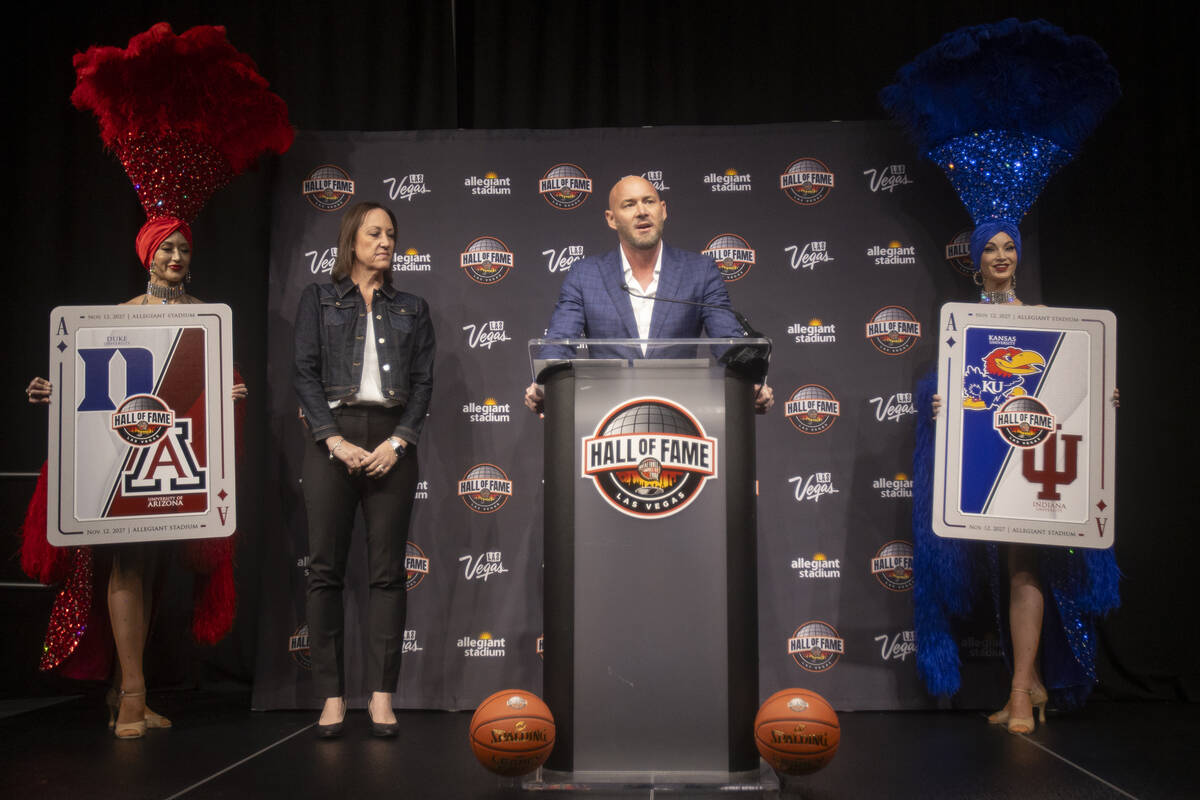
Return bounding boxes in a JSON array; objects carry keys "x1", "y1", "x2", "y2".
[{"x1": 293, "y1": 201, "x2": 435, "y2": 737}]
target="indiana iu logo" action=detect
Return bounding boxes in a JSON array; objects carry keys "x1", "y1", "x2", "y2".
[
  {"x1": 1021, "y1": 427, "x2": 1082, "y2": 500},
  {"x1": 582, "y1": 397, "x2": 718, "y2": 518}
]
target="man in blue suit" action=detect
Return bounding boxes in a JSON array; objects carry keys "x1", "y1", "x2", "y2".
[{"x1": 524, "y1": 175, "x2": 773, "y2": 414}]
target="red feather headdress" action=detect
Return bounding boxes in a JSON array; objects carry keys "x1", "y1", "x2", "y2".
[{"x1": 71, "y1": 23, "x2": 294, "y2": 265}]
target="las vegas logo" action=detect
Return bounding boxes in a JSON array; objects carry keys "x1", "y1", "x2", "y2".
[{"x1": 582, "y1": 397, "x2": 718, "y2": 518}]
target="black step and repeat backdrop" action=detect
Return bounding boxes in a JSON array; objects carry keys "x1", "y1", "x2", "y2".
[{"x1": 253, "y1": 122, "x2": 1041, "y2": 711}]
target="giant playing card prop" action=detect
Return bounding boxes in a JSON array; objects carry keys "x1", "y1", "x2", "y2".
[
  {"x1": 933, "y1": 303, "x2": 1115, "y2": 548},
  {"x1": 47, "y1": 304, "x2": 236, "y2": 545}
]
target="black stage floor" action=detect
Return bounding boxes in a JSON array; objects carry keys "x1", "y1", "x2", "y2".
[{"x1": 1, "y1": 691, "x2": 1196, "y2": 799}]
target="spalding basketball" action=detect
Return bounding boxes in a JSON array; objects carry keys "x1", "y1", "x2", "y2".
[
  {"x1": 469, "y1": 690, "x2": 556, "y2": 776},
  {"x1": 754, "y1": 688, "x2": 839, "y2": 775}
]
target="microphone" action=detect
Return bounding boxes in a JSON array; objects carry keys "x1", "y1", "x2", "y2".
[
  {"x1": 618, "y1": 283, "x2": 771, "y2": 384},
  {"x1": 619, "y1": 283, "x2": 764, "y2": 337}
]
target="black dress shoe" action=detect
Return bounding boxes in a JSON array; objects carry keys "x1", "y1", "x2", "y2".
[
  {"x1": 316, "y1": 719, "x2": 344, "y2": 738},
  {"x1": 369, "y1": 719, "x2": 398, "y2": 738}
]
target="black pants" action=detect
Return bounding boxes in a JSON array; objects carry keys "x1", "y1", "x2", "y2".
[{"x1": 302, "y1": 405, "x2": 417, "y2": 697}]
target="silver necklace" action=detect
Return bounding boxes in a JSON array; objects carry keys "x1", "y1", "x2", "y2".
[
  {"x1": 980, "y1": 287, "x2": 1018, "y2": 304},
  {"x1": 146, "y1": 281, "x2": 186, "y2": 304}
]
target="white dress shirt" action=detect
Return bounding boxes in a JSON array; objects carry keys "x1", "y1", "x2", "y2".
[{"x1": 620, "y1": 244, "x2": 663, "y2": 354}]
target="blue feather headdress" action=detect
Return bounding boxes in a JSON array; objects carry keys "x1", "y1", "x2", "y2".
[{"x1": 880, "y1": 19, "x2": 1120, "y2": 268}]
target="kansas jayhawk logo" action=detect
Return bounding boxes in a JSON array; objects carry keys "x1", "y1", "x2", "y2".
[{"x1": 962, "y1": 347, "x2": 1045, "y2": 410}]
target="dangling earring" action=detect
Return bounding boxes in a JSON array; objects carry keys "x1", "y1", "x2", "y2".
[
  {"x1": 972, "y1": 270, "x2": 983, "y2": 286},
  {"x1": 1009, "y1": 273, "x2": 1016, "y2": 291},
  {"x1": 186, "y1": 271, "x2": 192, "y2": 284}
]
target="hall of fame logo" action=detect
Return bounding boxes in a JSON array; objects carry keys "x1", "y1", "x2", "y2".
[
  {"x1": 405, "y1": 541, "x2": 430, "y2": 590},
  {"x1": 784, "y1": 385, "x2": 840, "y2": 434},
  {"x1": 865, "y1": 306, "x2": 921, "y2": 355},
  {"x1": 703, "y1": 233, "x2": 756, "y2": 282},
  {"x1": 870, "y1": 540, "x2": 914, "y2": 591},
  {"x1": 962, "y1": 345, "x2": 1046, "y2": 411},
  {"x1": 288, "y1": 624, "x2": 311, "y2": 670},
  {"x1": 788, "y1": 620, "x2": 845, "y2": 672},
  {"x1": 460, "y1": 236, "x2": 515, "y2": 285},
  {"x1": 780, "y1": 158, "x2": 835, "y2": 206},
  {"x1": 582, "y1": 397, "x2": 718, "y2": 518},
  {"x1": 301, "y1": 164, "x2": 355, "y2": 211},
  {"x1": 945, "y1": 228, "x2": 974, "y2": 276},
  {"x1": 539, "y1": 163, "x2": 592, "y2": 210},
  {"x1": 458, "y1": 463, "x2": 513, "y2": 513},
  {"x1": 993, "y1": 397, "x2": 1056, "y2": 448},
  {"x1": 110, "y1": 394, "x2": 174, "y2": 446}
]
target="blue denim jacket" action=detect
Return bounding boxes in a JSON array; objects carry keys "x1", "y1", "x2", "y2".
[{"x1": 293, "y1": 275, "x2": 435, "y2": 444}]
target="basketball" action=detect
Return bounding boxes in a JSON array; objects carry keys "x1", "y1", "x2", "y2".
[
  {"x1": 754, "y1": 688, "x2": 839, "y2": 775},
  {"x1": 469, "y1": 689, "x2": 556, "y2": 776}
]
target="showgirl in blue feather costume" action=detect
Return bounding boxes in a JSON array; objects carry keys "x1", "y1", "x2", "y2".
[{"x1": 882, "y1": 19, "x2": 1122, "y2": 733}]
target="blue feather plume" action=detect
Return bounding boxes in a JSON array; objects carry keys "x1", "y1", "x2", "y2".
[{"x1": 880, "y1": 18, "x2": 1121, "y2": 155}]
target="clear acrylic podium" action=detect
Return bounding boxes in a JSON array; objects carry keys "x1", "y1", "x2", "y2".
[{"x1": 526, "y1": 338, "x2": 770, "y2": 791}]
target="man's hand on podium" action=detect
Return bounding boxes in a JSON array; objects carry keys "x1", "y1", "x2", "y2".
[
  {"x1": 754, "y1": 383, "x2": 774, "y2": 414},
  {"x1": 524, "y1": 382, "x2": 545, "y2": 418}
]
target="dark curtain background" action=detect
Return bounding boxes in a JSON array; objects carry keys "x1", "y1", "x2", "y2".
[{"x1": 4, "y1": 0, "x2": 1195, "y2": 702}]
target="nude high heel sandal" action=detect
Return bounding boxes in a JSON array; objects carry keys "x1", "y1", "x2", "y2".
[
  {"x1": 988, "y1": 684, "x2": 1048, "y2": 726},
  {"x1": 1005, "y1": 687, "x2": 1047, "y2": 735},
  {"x1": 106, "y1": 687, "x2": 172, "y2": 730},
  {"x1": 113, "y1": 690, "x2": 147, "y2": 740}
]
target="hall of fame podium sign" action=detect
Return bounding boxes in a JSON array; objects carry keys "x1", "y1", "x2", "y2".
[
  {"x1": 47, "y1": 304, "x2": 236, "y2": 546},
  {"x1": 933, "y1": 303, "x2": 1116, "y2": 548}
]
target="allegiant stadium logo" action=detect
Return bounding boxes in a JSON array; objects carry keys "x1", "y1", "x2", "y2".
[
  {"x1": 788, "y1": 620, "x2": 845, "y2": 672},
  {"x1": 582, "y1": 397, "x2": 718, "y2": 519},
  {"x1": 865, "y1": 306, "x2": 921, "y2": 355},
  {"x1": 460, "y1": 236, "x2": 515, "y2": 285},
  {"x1": 784, "y1": 384, "x2": 840, "y2": 434},
  {"x1": 538, "y1": 163, "x2": 592, "y2": 210},
  {"x1": 458, "y1": 463, "x2": 513, "y2": 513},
  {"x1": 301, "y1": 164, "x2": 355, "y2": 211},
  {"x1": 703, "y1": 233, "x2": 756, "y2": 282},
  {"x1": 779, "y1": 158, "x2": 835, "y2": 206}
]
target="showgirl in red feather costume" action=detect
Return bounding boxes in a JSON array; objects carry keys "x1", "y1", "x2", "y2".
[{"x1": 21, "y1": 22, "x2": 291, "y2": 739}]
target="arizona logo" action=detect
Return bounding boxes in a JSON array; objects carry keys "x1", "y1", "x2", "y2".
[
  {"x1": 460, "y1": 236, "x2": 515, "y2": 285},
  {"x1": 301, "y1": 164, "x2": 355, "y2": 211},
  {"x1": 779, "y1": 157, "x2": 835, "y2": 206},
  {"x1": 405, "y1": 541, "x2": 431, "y2": 590},
  {"x1": 538, "y1": 163, "x2": 592, "y2": 210},
  {"x1": 702, "y1": 233, "x2": 756, "y2": 282},
  {"x1": 993, "y1": 397, "x2": 1056, "y2": 448},
  {"x1": 788, "y1": 620, "x2": 845, "y2": 672},
  {"x1": 581, "y1": 397, "x2": 718, "y2": 518},
  {"x1": 963, "y1": 346, "x2": 1045, "y2": 410},
  {"x1": 457, "y1": 464, "x2": 513, "y2": 513},
  {"x1": 784, "y1": 384, "x2": 840, "y2": 434},
  {"x1": 865, "y1": 306, "x2": 921, "y2": 355},
  {"x1": 944, "y1": 228, "x2": 974, "y2": 276},
  {"x1": 110, "y1": 394, "x2": 175, "y2": 446},
  {"x1": 870, "y1": 540, "x2": 914, "y2": 591}
]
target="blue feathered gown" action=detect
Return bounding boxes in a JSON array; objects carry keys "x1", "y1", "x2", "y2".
[{"x1": 912, "y1": 372, "x2": 1120, "y2": 708}]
